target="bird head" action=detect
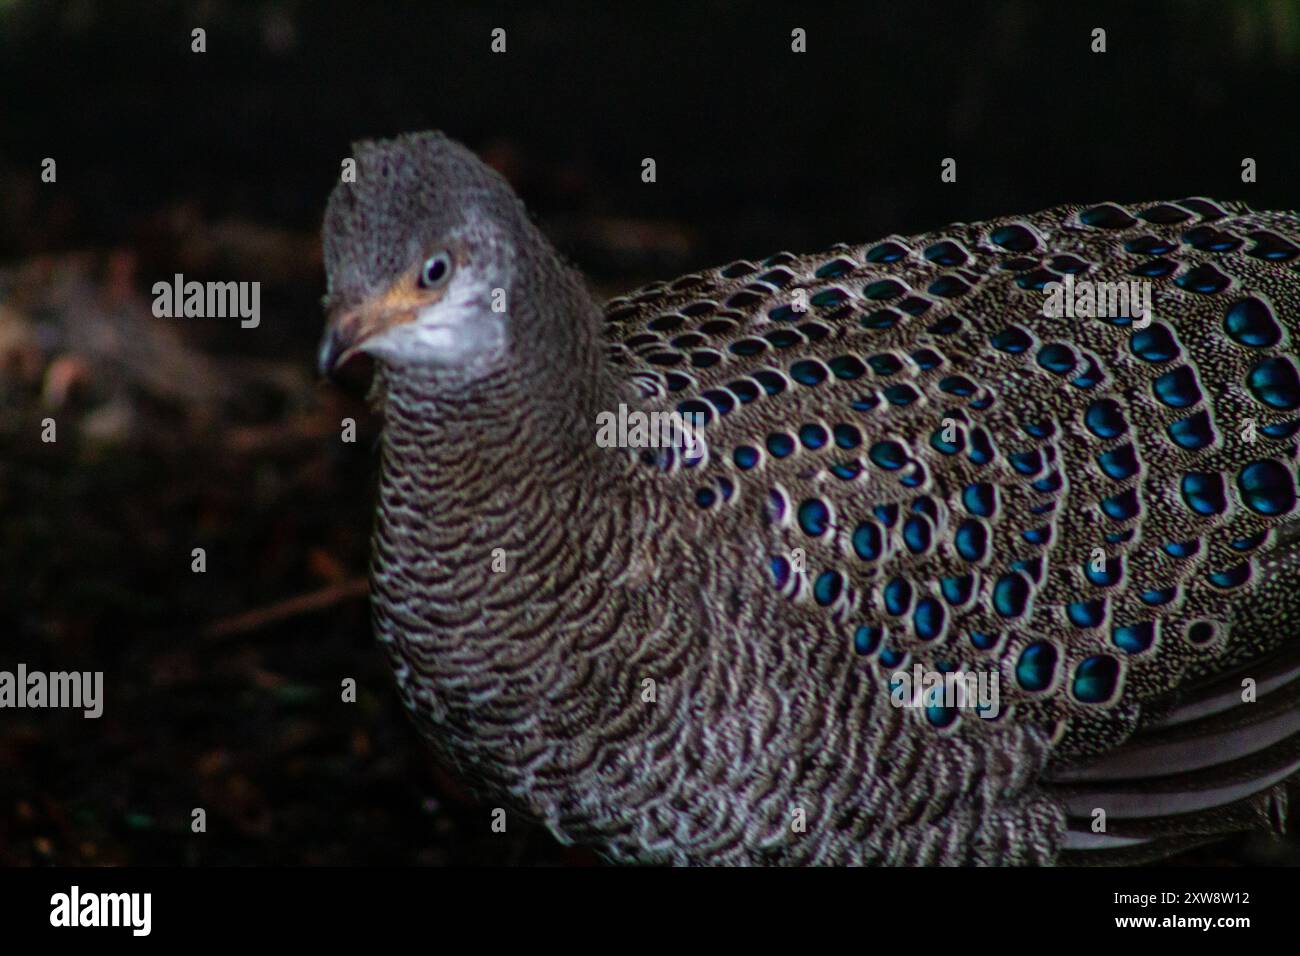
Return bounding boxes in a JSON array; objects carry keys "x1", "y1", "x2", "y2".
[{"x1": 318, "y1": 131, "x2": 557, "y2": 386}]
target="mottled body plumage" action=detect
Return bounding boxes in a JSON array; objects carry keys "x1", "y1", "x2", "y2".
[{"x1": 322, "y1": 132, "x2": 1300, "y2": 865}]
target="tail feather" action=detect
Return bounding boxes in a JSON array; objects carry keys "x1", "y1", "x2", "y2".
[
  {"x1": 1048, "y1": 648, "x2": 1300, "y2": 861},
  {"x1": 1053, "y1": 669, "x2": 1300, "y2": 782},
  {"x1": 1148, "y1": 656, "x2": 1300, "y2": 731}
]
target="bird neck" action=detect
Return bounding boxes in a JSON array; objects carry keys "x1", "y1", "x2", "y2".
[
  {"x1": 367, "y1": 350, "x2": 658, "y2": 747},
  {"x1": 374, "y1": 320, "x2": 633, "y2": 506}
]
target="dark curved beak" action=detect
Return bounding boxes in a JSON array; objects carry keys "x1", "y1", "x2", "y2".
[
  {"x1": 317, "y1": 317, "x2": 352, "y2": 379},
  {"x1": 319, "y1": 279, "x2": 429, "y2": 380},
  {"x1": 317, "y1": 304, "x2": 410, "y2": 379}
]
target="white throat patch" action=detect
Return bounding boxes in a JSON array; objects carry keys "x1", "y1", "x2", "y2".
[{"x1": 365, "y1": 268, "x2": 507, "y2": 372}]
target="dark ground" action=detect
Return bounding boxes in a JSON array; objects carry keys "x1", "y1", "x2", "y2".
[{"x1": 1, "y1": 0, "x2": 1298, "y2": 865}]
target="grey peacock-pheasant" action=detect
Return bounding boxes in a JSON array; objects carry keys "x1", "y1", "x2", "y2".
[{"x1": 319, "y1": 131, "x2": 1300, "y2": 866}]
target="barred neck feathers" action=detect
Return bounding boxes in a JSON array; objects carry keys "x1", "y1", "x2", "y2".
[{"x1": 368, "y1": 314, "x2": 655, "y2": 765}]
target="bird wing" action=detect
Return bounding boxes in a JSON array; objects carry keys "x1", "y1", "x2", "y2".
[{"x1": 600, "y1": 198, "x2": 1300, "y2": 803}]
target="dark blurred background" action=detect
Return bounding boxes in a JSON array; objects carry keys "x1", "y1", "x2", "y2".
[{"x1": 0, "y1": 0, "x2": 1297, "y2": 865}]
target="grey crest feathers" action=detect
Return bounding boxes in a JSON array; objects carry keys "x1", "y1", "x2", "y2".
[{"x1": 324, "y1": 131, "x2": 531, "y2": 302}]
